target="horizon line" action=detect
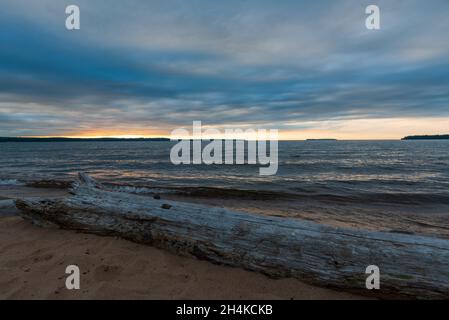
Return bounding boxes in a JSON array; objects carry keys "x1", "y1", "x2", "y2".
[{"x1": 1, "y1": 136, "x2": 443, "y2": 141}]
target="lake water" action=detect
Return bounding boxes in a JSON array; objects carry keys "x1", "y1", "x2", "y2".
[{"x1": 1, "y1": 140, "x2": 449, "y2": 216}]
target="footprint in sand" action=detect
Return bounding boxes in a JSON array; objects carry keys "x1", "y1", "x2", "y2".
[
  {"x1": 32, "y1": 254, "x2": 54, "y2": 263},
  {"x1": 93, "y1": 265, "x2": 123, "y2": 281}
]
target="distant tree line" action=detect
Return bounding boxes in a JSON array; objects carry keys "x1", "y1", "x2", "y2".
[
  {"x1": 0, "y1": 137, "x2": 170, "y2": 142},
  {"x1": 402, "y1": 135, "x2": 449, "y2": 140}
]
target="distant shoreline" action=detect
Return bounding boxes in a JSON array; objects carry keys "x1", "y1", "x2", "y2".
[
  {"x1": 402, "y1": 135, "x2": 449, "y2": 140},
  {"x1": 0, "y1": 137, "x2": 170, "y2": 142}
]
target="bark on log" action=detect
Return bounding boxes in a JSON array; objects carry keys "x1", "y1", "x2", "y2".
[{"x1": 15, "y1": 173, "x2": 449, "y2": 299}]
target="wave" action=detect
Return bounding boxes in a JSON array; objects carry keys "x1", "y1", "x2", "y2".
[
  {"x1": 25, "y1": 180, "x2": 73, "y2": 189},
  {"x1": 286, "y1": 190, "x2": 449, "y2": 205},
  {"x1": 109, "y1": 184, "x2": 449, "y2": 205},
  {"x1": 4, "y1": 176, "x2": 449, "y2": 206},
  {"x1": 0, "y1": 179, "x2": 25, "y2": 186},
  {"x1": 108, "y1": 185, "x2": 174, "y2": 195}
]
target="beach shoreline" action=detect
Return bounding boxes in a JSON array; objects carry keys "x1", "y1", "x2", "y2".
[
  {"x1": 2, "y1": 182, "x2": 449, "y2": 238},
  {"x1": 2, "y1": 183, "x2": 448, "y2": 299},
  {"x1": 0, "y1": 185, "x2": 372, "y2": 300}
]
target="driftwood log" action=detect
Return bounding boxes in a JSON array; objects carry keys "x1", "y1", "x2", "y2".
[{"x1": 15, "y1": 173, "x2": 449, "y2": 299}]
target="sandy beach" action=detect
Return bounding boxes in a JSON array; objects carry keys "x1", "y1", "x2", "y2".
[
  {"x1": 0, "y1": 216, "x2": 364, "y2": 300},
  {"x1": 0, "y1": 186, "x2": 365, "y2": 300}
]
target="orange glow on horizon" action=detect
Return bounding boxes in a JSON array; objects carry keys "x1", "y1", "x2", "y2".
[
  {"x1": 23, "y1": 128, "x2": 169, "y2": 139},
  {"x1": 19, "y1": 117, "x2": 449, "y2": 140},
  {"x1": 24, "y1": 134, "x2": 169, "y2": 139}
]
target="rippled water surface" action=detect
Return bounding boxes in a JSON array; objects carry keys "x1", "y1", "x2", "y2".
[{"x1": 1, "y1": 140, "x2": 449, "y2": 215}]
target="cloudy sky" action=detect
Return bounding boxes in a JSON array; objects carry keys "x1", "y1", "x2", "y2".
[{"x1": 1, "y1": 0, "x2": 448, "y2": 139}]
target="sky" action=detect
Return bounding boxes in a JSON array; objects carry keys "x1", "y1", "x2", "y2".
[{"x1": 0, "y1": 0, "x2": 449, "y2": 139}]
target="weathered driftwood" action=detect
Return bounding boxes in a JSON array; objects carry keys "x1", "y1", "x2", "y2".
[{"x1": 15, "y1": 173, "x2": 449, "y2": 299}]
